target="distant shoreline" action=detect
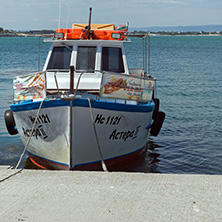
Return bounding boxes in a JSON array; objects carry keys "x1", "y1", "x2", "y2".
[
  {"x1": 128, "y1": 33, "x2": 222, "y2": 37},
  {"x1": 1, "y1": 33, "x2": 221, "y2": 38},
  {"x1": 0, "y1": 33, "x2": 54, "y2": 37},
  {"x1": 128, "y1": 31, "x2": 222, "y2": 37},
  {"x1": 1, "y1": 24, "x2": 222, "y2": 37},
  {"x1": 0, "y1": 31, "x2": 222, "y2": 38}
]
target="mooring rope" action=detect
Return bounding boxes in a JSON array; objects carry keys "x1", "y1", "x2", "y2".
[
  {"x1": 87, "y1": 98, "x2": 108, "y2": 172},
  {"x1": 15, "y1": 99, "x2": 45, "y2": 169}
]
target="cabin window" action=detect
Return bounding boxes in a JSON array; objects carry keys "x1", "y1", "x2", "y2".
[
  {"x1": 76, "y1": 46, "x2": 96, "y2": 72},
  {"x1": 47, "y1": 46, "x2": 72, "y2": 70},
  {"x1": 102, "y1": 47, "x2": 124, "y2": 73}
]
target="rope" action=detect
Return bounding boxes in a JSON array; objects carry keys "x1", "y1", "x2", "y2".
[
  {"x1": 87, "y1": 98, "x2": 108, "y2": 172},
  {"x1": 73, "y1": 72, "x2": 84, "y2": 99},
  {"x1": 15, "y1": 99, "x2": 45, "y2": 169}
]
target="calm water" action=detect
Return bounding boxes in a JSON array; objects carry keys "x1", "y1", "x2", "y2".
[{"x1": 0, "y1": 36, "x2": 222, "y2": 174}]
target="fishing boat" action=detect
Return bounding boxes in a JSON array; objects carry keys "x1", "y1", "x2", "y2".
[{"x1": 4, "y1": 8, "x2": 165, "y2": 170}]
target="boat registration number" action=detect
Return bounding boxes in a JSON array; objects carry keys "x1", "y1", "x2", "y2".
[{"x1": 94, "y1": 114, "x2": 121, "y2": 125}]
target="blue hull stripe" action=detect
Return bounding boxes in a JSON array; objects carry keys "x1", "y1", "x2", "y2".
[
  {"x1": 10, "y1": 98, "x2": 154, "y2": 113},
  {"x1": 10, "y1": 99, "x2": 69, "y2": 112}
]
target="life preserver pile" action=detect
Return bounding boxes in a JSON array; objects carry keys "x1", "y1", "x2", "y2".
[{"x1": 55, "y1": 28, "x2": 126, "y2": 41}]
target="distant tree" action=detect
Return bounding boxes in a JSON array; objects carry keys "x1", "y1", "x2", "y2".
[{"x1": 0, "y1": 27, "x2": 3, "y2": 32}]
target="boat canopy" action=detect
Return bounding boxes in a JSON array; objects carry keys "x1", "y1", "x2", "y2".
[{"x1": 72, "y1": 23, "x2": 115, "y2": 30}]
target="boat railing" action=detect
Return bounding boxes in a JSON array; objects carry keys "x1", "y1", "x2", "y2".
[
  {"x1": 52, "y1": 67, "x2": 86, "y2": 101},
  {"x1": 13, "y1": 67, "x2": 155, "y2": 104},
  {"x1": 51, "y1": 67, "x2": 155, "y2": 103}
]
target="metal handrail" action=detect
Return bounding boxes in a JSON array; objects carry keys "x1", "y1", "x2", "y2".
[
  {"x1": 50, "y1": 68, "x2": 156, "y2": 101},
  {"x1": 13, "y1": 68, "x2": 155, "y2": 102},
  {"x1": 53, "y1": 68, "x2": 85, "y2": 101}
]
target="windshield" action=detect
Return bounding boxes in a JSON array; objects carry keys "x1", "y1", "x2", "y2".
[
  {"x1": 76, "y1": 46, "x2": 97, "y2": 72},
  {"x1": 47, "y1": 46, "x2": 72, "y2": 70},
  {"x1": 101, "y1": 47, "x2": 124, "y2": 73}
]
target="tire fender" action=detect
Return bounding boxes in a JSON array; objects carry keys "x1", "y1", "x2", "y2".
[
  {"x1": 4, "y1": 109, "x2": 18, "y2": 135},
  {"x1": 152, "y1": 98, "x2": 159, "y2": 120},
  {"x1": 150, "y1": 111, "x2": 165, "y2": 137}
]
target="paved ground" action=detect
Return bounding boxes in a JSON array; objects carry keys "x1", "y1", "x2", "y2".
[{"x1": 0, "y1": 167, "x2": 222, "y2": 221}]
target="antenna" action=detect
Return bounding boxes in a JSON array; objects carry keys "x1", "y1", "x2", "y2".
[
  {"x1": 58, "y1": 0, "x2": 62, "y2": 30},
  {"x1": 66, "y1": 3, "x2": 70, "y2": 28}
]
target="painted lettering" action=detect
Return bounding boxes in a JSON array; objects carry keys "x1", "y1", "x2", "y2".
[
  {"x1": 94, "y1": 114, "x2": 105, "y2": 124},
  {"x1": 94, "y1": 114, "x2": 121, "y2": 125},
  {"x1": 109, "y1": 126, "x2": 141, "y2": 142},
  {"x1": 132, "y1": 126, "x2": 141, "y2": 139},
  {"x1": 22, "y1": 125, "x2": 48, "y2": 140},
  {"x1": 109, "y1": 129, "x2": 117, "y2": 140},
  {"x1": 28, "y1": 114, "x2": 51, "y2": 125}
]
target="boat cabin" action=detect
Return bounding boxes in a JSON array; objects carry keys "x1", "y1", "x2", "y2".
[
  {"x1": 43, "y1": 39, "x2": 130, "y2": 92},
  {"x1": 13, "y1": 24, "x2": 151, "y2": 104}
]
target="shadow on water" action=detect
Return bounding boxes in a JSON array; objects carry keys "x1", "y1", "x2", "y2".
[
  {"x1": 107, "y1": 139, "x2": 161, "y2": 173},
  {"x1": 22, "y1": 139, "x2": 162, "y2": 173}
]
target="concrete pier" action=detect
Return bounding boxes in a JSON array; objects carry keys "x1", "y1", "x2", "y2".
[{"x1": 0, "y1": 168, "x2": 222, "y2": 222}]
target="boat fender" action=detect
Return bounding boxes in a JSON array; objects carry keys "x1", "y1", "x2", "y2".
[
  {"x1": 150, "y1": 111, "x2": 165, "y2": 137},
  {"x1": 152, "y1": 98, "x2": 159, "y2": 120},
  {"x1": 4, "y1": 109, "x2": 18, "y2": 135}
]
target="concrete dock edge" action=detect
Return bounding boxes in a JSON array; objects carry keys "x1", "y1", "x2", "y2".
[{"x1": 0, "y1": 168, "x2": 221, "y2": 221}]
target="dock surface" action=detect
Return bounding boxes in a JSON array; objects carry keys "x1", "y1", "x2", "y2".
[{"x1": 0, "y1": 167, "x2": 221, "y2": 221}]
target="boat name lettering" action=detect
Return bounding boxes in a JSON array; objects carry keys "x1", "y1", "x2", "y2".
[
  {"x1": 109, "y1": 125, "x2": 141, "y2": 141},
  {"x1": 94, "y1": 114, "x2": 121, "y2": 125},
  {"x1": 28, "y1": 114, "x2": 50, "y2": 125},
  {"x1": 22, "y1": 125, "x2": 48, "y2": 140}
]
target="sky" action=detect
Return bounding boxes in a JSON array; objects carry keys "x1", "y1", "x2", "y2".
[{"x1": 0, "y1": 0, "x2": 222, "y2": 30}]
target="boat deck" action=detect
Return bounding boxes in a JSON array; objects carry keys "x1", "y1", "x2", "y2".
[{"x1": 0, "y1": 168, "x2": 221, "y2": 221}]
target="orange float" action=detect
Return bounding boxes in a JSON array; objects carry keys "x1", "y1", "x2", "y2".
[{"x1": 55, "y1": 24, "x2": 126, "y2": 41}]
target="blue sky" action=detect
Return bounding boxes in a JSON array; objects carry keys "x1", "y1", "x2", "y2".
[{"x1": 0, "y1": 0, "x2": 221, "y2": 30}]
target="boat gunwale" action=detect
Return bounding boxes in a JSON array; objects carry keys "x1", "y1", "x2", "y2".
[{"x1": 10, "y1": 98, "x2": 155, "y2": 113}]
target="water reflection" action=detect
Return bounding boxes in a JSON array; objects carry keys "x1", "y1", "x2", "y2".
[
  {"x1": 109, "y1": 139, "x2": 161, "y2": 173},
  {"x1": 0, "y1": 139, "x2": 25, "y2": 168}
]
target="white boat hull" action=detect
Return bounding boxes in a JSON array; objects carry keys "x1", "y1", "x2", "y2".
[{"x1": 11, "y1": 99, "x2": 154, "y2": 170}]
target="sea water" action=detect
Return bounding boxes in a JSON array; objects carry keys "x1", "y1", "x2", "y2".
[{"x1": 0, "y1": 36, "x2": 222, "y2": 174}]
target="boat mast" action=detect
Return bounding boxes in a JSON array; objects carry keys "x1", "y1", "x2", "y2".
[
  {"x1": 87, "y1": 6, "x2": 92, "y2": 39},
  {"x1": 69, "y1": 66, "x2": 74, "y2": 169}
]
